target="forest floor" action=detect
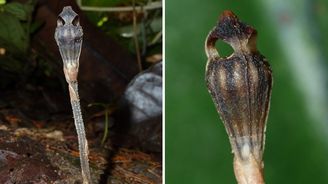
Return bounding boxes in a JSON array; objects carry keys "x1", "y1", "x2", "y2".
[{"x1": 0, "y1": 88, "x2": 162, "y2": 184}]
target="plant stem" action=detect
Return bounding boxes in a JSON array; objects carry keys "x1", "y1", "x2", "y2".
[
  {"x1": 132, "y1": 0, "x2": 142, "y2": 71},
  {"x1": 101, "y1": 109, "x2": 109, "y2": 146},
  {"x1": 69, "y1": 81, "x2": 91, "y2": 184},
  {"x1": 233, "y1": 154, "x2": 264, "y2": 184}
]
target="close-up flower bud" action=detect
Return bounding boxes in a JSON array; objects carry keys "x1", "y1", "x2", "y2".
[{"x1": 205, "y1": 10, "x2": 272, "y2": 184}]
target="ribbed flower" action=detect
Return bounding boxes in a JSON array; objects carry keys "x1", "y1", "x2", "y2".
[
  {"x1": 205, "y1": 10, "x2": 272, "y2": 184},
  {"x1": 55, "y1": 6, "x2": 83, "y2": 83}
]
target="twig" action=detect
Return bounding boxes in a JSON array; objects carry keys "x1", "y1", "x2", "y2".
[
  {"x1": 132, "y1": 0, "x2": 142, "y2": 71},
  {"x1": 149, "y1": 30, "x2": 162, "y2": 45},
  {"x1": 76, "y1": 0, "x2": 161, "y2": 12}
]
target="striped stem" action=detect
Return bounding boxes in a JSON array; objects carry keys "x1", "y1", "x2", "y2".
[{"x1": 69, "y1": 81, "x2": 91, "y2": 184}]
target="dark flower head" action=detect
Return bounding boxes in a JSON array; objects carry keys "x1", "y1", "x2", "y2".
[{"x1": 54, "y1": 6, "x2": 83, "y2": 71}]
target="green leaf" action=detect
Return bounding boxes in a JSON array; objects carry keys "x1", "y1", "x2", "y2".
[
  {"x1": 0, "y1": 0, "x2": 6, "y2": 5},
  {"x1": 4, "y1": 2, "x2": 28, "y2": 20},
  {"x1": 0, "y1": 13, "x2": 28, "y2": 53}
]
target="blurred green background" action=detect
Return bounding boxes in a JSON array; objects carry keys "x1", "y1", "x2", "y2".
[{"x1": 166, "y1": 0, "x2": 328, "y2": 183}]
